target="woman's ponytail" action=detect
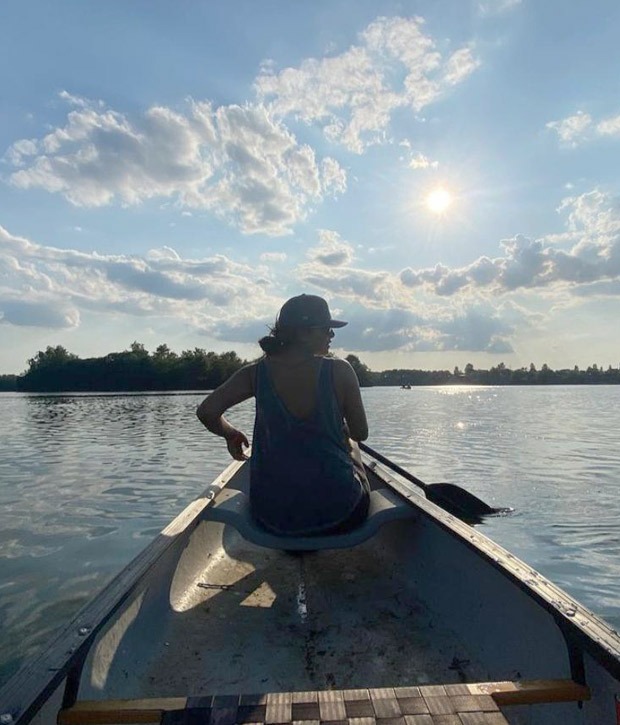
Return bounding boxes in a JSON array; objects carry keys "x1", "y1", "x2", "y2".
[{"x1": 258, "y1": 324, "x2": 298, "y2": 356}]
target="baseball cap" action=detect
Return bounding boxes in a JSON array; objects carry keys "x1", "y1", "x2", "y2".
[{"x1": 277, "y1": 294, "x2": 347, "y2": 328}]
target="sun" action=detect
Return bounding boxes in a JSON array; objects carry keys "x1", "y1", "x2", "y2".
[{"x1": 426, "y1": 187, "x2": 453, "y2": 215}]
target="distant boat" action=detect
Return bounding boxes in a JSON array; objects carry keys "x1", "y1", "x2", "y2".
[
  {"x1": 2, "y1": 448, "x2": 619, "y2": 724},
  {"x1": 400, "y1": 384, "x2": 412, "y2": 389}
]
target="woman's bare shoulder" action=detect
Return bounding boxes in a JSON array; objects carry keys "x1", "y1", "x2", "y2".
[
  {"x1": 328, "y1": 356, "x2": 357, "y2": 381},
  {"x1": 328, "y1": 356, "x2": 354, "y2": 370}
]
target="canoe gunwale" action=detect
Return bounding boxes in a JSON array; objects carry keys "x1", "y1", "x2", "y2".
[
  {"x1": 363, "y1": 455, "x2": 620, "y2": 683},
  {"x1": 0, "y1": 458, "x2": 246, "y2": 724}
]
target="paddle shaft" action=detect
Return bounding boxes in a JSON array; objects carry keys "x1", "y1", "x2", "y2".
[
  {"x1": 359, "y1": 442, "x2": 429, "y2": 493},
  {"x1": 359, "y1": 441, "x2": 506, "y2": 521}
]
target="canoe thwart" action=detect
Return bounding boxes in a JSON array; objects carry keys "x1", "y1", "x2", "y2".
[{"x1": 200, "y1": 487, "x2": 416, "y2": 550}]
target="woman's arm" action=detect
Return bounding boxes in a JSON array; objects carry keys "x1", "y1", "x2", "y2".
[
  {"x1": 196, "y1": 364, "x2": 255, "y2": 460},
  {"x1": 333, "y1": 359, "x2": 369, "y2": 441}
]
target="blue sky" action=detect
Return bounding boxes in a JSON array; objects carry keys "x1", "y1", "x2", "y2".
[{"x1": 2, "y1": 0, "x2": 620, "y2": 374}]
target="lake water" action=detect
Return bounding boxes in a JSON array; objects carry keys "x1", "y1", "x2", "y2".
[{"x1": 1, "y1": 386, "x2": 619, "y2": 688}]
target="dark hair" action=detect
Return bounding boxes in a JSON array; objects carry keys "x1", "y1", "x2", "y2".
[{"x1": 258, "y1": 324, "x2": 303, "y2": 356}]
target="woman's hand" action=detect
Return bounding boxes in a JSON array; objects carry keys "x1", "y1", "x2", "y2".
[{"x1": 225, "y1": 430, "x2": 250, "y2": 460}]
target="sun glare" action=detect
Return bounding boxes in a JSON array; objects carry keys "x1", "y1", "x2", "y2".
[{"x1": 426, "y1": 187, "x2": 453, "y2": 214}]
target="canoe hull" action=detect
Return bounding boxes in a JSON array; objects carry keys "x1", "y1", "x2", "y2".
[{"x1": 2, "y1": 456, "x2": 619, "y2": 724}]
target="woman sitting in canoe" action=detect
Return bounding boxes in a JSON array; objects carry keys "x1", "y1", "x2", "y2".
[{"x1": 197, "y1": 294, "x2": 370, "y2": 537}]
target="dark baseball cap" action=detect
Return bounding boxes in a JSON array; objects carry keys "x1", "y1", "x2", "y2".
[{"x1": 277, "y1": 294, "x2": 347, "y2": 328}]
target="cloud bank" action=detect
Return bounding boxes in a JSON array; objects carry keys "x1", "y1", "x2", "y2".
[
  {"x1": 3, "y1": 188, "x2": 619, "y2": 352},
  {"x1": 0, "y1": 224, "x2": 276, "y2": 333},
  {"x1": 7, "y1": 99, "x2": 345, "y2": 236},
  {"x1": 5, "y1": 16, "x2": 480, "y2": 233}
]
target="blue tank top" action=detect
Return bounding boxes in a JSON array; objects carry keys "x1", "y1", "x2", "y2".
[{"x1": 250, "y1": 357, "x2": 365, "y2": 535}]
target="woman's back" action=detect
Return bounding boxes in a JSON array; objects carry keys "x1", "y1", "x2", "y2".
[
  {"x1": 250, "y1": 357, "x2": 366, "y2": 536},
  {"x1": 261, "y1": 356, "x2": 342, "y2": 420}
]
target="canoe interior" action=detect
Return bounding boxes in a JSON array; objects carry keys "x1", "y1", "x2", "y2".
[
  {"x1": 78, "y1": 464, "x2": 489, "y2": 698},
  {"x1": 4, "y1": 456, "x2": 620, "y2": 725}
]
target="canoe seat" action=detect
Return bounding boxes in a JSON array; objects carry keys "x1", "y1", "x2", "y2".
[{"x1": 201, "y1": 487, "x2": 415, "y2": 550}]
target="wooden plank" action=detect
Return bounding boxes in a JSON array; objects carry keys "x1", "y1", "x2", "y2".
[
  {"x1": 428, "y1": 716, "x2": 460, "y2": 725},
  {"x1": 291, "y1": 702, "x2": 320, "y2": 720},
  {"x1": 467, "y1": 679, "x2": 590, "y2": 705},
  {"x1": 237, "y1": 704, "x2": 267, "y2": 723},
  {"x1": 441, "y1": 684, "x2": 470, "y2": 696},
  {"x1": 403, "y1": 715, "x2": 434, "y2": 725},
  {"x1": 342, "y1": 689, "x2": 370, "y2": 701},
  {"x1": 290, "y1": 691, "x2": 318, "y2": 703},
  {"x1": 396, "y1": 698, "x2": 429, "y2": 716},
  {"x1": 393, "y1": 686, "x2": 422, "y2": 699},
  {"x1": 419, "y1": 685, "x2": 446, "y2": 697},
  {"x1": 265, "y1": 692, "x2": 292, "y2": 723},
  {"x1": 344, "y1": 699, "x2": 375, "y2": 718},
  {"x1": 58, "y1": 697, "x2": 187, "y2": 725},
  {"x1": 317, "y1": 689, "x2": 346, "y2": 721},
  {"x1": 448, "y1": 695, "x2": 498, "y2": 713},
  {"x1": 422, "y1": 694, "x2": 456, "y2": 716},
  {"x1": 369, "y1": 689, "x2": 402, "y2": 719}
]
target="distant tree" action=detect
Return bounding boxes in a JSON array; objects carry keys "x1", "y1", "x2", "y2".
[
  {"x1": 0, "y1": 374, "x2": 18, "y2": 391},
  {"x1": 129, "y1": 341, "x2": 149, "y2": 358},
  {"x1": 27, "y1": 345, "x2": 79, "y2": 371},
  {"x1": 153, "y1": 344, "x2": 175, "y2": 360}
]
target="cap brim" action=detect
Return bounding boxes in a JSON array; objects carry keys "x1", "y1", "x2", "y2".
[{"x1": 330, "y1": 319, "x2": 347, "y2": 328}]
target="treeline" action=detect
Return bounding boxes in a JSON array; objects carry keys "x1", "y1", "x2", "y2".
[
  {"x1": 1, "y1": 347, "x2": 619, "y2": 393},
  {"x1": 350, "y1": 359, "x2": 620, "y2": 387},
  {"x1": 3, "y1": 343, "x2": 246, "y2": 392}
]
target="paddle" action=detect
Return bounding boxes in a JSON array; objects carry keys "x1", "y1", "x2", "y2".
[{"x1": 359, "y1": 442, "x2": 510, "y2": 524}]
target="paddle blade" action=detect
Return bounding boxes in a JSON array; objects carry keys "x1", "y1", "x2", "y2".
[{"x1": 425, "y1": 483, "x2": 508, "y2": 524}]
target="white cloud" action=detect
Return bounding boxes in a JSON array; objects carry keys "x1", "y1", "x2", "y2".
[
  {"x1": 546, "y1": 112, "x2": 593, "y2": 146},
  {"x1": 596, "y1": 115, "x2": 620, "y2": 137},
  {"x1": 547, "y1": 110, "x2": 620, "y2": 147},
  {"x1": 6, "y1": 95, "x2": 346, "y2": 236},
  {"x1": 255, "y1": 16, "x2": 480, "y2": 153},
  {"x1": 408, "y1": 153, "x2": 439, "y2": 170},
  {"x1": 307, "y1": 229, "x2": 355, "y2": 267},
  {"x1": 0, "y1": 297, "x2": 80, "y2": 329},
  {"x1": 0, "y1": 225, "x2": 276, "y2": 330},
  {"x1": 442, "y1": 47, "x2": 480, "y2": 87},
  {"x1": 338, "y1": 303, "x2": 516, "y2": 354},
  {"x1": 298, "y1": 262, "x2": 392, "y2": 304}
]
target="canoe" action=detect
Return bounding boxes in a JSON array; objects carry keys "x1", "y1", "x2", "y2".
[{"x1": 1, "y1": 449, "x2": 620, "y2": 725}]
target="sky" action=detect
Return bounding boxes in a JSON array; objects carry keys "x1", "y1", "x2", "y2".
[{"x1": 2, "y1": 0, "x2": 620, "y2": 375}]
